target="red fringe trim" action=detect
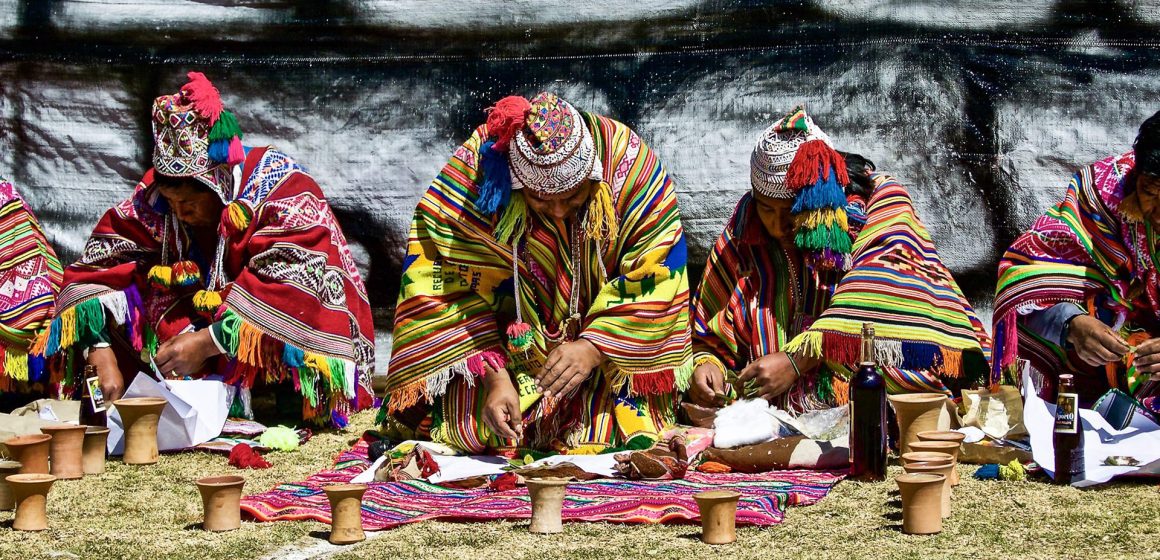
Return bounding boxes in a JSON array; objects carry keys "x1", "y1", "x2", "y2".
[
  {"x1": 630, "y1": 369, "x2": 676, "y2": 396},
  {"x1": 467, "y1": 350, "x2": 507, "y2": 377}
]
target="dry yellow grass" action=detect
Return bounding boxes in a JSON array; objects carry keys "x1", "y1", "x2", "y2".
[{"x1": 2, "y1": 409, "x2": 1156, "y2": 560}]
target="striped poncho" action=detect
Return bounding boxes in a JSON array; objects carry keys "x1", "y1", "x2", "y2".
[
  {"x1": 693, "y1": 174, "x2": 991, "y2": 411},
  {"x1": 34, "y1": 148, "x2": 375, "y2": 425},
  {"x1": 383, "y1": 114, "x2": 692, "y2": 451},
  {"x1": 994, "y1": 151, "x2": 1157, "y2": 402},
  {"x1": 0, "y1": 179, "x2": 62, "y2": 393}
]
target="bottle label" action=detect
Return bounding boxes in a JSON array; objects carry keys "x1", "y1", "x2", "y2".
[
  {"x1": 86, "y1": 376, "x2": 107, "y2": 413},
  {"x1": 1054, "y1": 392, "x2": 1079, "y2": 434}
]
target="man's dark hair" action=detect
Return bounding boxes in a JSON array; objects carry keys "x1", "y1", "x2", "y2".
[
  {"x1": 839, "y1": 152, "x2": 877, "y2": 196},
  {"x1": 1136, "y1": 110, "x2": 1160, "y2": 178}
]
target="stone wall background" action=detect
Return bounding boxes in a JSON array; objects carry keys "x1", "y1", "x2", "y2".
[{"x1": 2, "y1": 1, "x2": 1159, "y2": 367}]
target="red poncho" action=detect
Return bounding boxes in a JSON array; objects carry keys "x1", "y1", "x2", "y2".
[{"x1": 35, "y1": 147, "x2": 375, "y2": 425}]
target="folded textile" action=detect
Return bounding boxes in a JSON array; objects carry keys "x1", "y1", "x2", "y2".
[
  {"x1": 701, "y1": 435, "x2": 850, "y2": 473},
  {"x1": 241, "y1": 440, "x2": 843, "y2": 530}
]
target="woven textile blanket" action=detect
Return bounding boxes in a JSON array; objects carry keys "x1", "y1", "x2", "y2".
[{"x1": 241, "y1": 441, "x2": 843, "y2": 530}]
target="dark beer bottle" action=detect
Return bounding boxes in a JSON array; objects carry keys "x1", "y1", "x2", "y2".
[
  {"x1": 79, "y1": 364, "x2": 107, "y2": 427},
  {"x1": 850, "y1": 322, "x2": 887, "y2": 481},
  {"x1": 1052, "y1": 374, "x2": 1084, "y2": 484}
]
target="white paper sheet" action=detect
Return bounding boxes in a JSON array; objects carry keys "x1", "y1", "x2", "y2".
[
  {"x1": 1023, "y1": 371, "x2": 1160, "y2": 487},
  {"x1": 107, "y1": 374, "x2": 230, "y2": 455},
  {"x1": 351, "y1": 456, "x2": 386, "y2": 484},
  {"x1": 425, "y1": 452, "x2": 509, "y2": 483},
  {"x1": 523, "y1": 453, "x2": 620, "y2": 477}
]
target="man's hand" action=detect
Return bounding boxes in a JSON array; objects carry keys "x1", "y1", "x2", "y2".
[
  {"x1": 87, "y1": 346, "x2": 124, "y2": 403},
  {"x1": 1132, "y1": 338, "x2": 1160, "y2": 378},
  {"x1": 155, "y1": 329, "x2": 221, "y2": 378},
  {"x1": 739, "y1": 352, "x2": 799, "y2": 401},
  {"x1": 1067, "y1": 315, "x2": 1129, "y2": 367},
  {"x1": 537, "y1": 339, "x2": 603, "y2": 398},
  {"x1": 481, "y1": 368, "x2": 523, "y2": 441},
  {"x1": 690, "y1": 361, "x2": 726, "y2": 407}
]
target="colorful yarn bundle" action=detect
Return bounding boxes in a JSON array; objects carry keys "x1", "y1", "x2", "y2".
[
  {"x1": 147, "y1": 260, "x2": 202, "y2": 289},
  {"x1": 193, "y1": 289, "x2": 223, "y2": 315},
  {"x1": 147, "y1": 264, "x2": 172, "y2": 289},
  {"x1": 505, "y1": 321, "x2": 534, "y2": 353},
  {"x1": 182, "y1": 71, "x2": 245, "y2": 166},
  {"x1": 585, "y1": 180, "x2": 619, "y2": 243},
  {"x1": 477, "y1": 96, "x2": 531, "y2": 215},
  {"x1": 786, "y1": 139, "x2": 852, "y2": 270},
  {"x1": 221, "y1": 200, "x2": 254, "y2": 236},
  {"x1": 171, "y1": 260, "x2": 202, "y2": 287}
]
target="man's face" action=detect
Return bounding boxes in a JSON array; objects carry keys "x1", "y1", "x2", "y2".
[
  {"x1": 1138, "y1": 174, "x2": 1160, "y2": 228},
  {"x1": 523, "y1": 180, "x2": 594, "y2": 221},
  {"x1": 753, "y1": 190, "x2": 795, "y2": 241},
  {"x1": 157, "y1": 179, "x2": 223, "y2": 228}
]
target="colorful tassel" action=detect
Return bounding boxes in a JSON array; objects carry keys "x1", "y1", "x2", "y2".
[
  {"x1": 785, "y1": 140, "x2": 849, "y2": 192},
  {"x1": 478, "y1": 140, "x2": 512, "y2": 215},
  {"x1": 221, "y1": 200, "x2": 254, "y2": 236},
  {"x1": 171, "y1": 260, "x2": 202, "y2": 287},
  {"x1": 192, "y1": 289, "x2": 223, "y2": 315},
  {"x1": 147, "y1": 265, "x2": 173, "y2": 289},
  {"x1": 585, "y1": 180, "x2": 619, "y2": 242},
  {"x1": 208, "y1": 140, "x2": 230, "y2": 164},
  {"x1": 494, "y1": 191, "x2": 526, "y2": 244},
  {"x1": 181, "y1": 71, "x2": 224, "y2": 124},
  {"x1": 282, "y1": 343, "x2": 306, "y2": 369},
  {"x1": 506, "y1": 321, "x2": 534, "y2": 353},
  {"x1": 227, "y1": 137, "x2": 245, "y2": 165},
  {"x1": 789, "y1": 147, "x2": 851, "y2": 271},
  {"x1": 486, "y1": 96, "x2": 531, "y2": 153},
  {"x1": 209, "y1": 110, "x2": 242, "y2": 142}
]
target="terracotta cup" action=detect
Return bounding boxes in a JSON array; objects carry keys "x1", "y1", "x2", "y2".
[
  {"x1": 0, "y1": 460, "x2": 22, "y2": 510},
  {"x1": 909, "y1": 440, "x2": 962, "y2": 486},
  {"x1": 7, "y1": 473, "x2": 56, "y2": 531},
  {"x1": 196, "y1": 475, "x2": 246, "y2": 531},
  {"x1": 114, "y1": 397, "x2": 168, "y2": 465},
  {"x1": 41, "y1": 424, "x2": 88, "y2": 480},
  {"x1": 896, "y1": 473, "x2": 945, "y2": 535},
  {"x1": 903, "y1": 461, "x2": 954, "y2": 518},
  {"x1": 888, "y1": 393, "x2": 951, "y2": 455},
  {"x1": 917, "y1": 431, "x2": 966, "y2": 484},
  {"x1": 526, "y1": 478, "x2": 569, "y2": 534},
  {"x1": 82, "y1": 427, "x2": 111, "y2": 475},
  {"x1": 3, "y1": 434, "x2": 52, "y2": 474},
  {"x1": 900, "y1": 451, "x2": 954, "y2": 470},
  {"x1": 324, "y1": 483, "x2": 367, "y2": 544},
  {"x1": 694, "y1": 490, "x2": 742, "y2": 545}
]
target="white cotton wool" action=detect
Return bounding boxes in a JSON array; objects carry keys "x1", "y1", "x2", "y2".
[{"x1": 712, "y1": 399, "x2": 794, "y2": 449}]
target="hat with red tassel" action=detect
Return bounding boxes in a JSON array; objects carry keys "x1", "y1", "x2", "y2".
[
  {"x1": 751, "y1": 106, "x2": 852, "y2": 271},
  {"x1": 151, "y1": 71, "x2": 245, "y2": 203}
]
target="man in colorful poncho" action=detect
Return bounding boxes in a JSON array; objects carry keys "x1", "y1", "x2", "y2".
[
  {"x1": 34, "y1": 73, "x2": 375, "y2": 425},
  {"x1": 689, "y1": 107, "x2": 992, "y2": 411},
  {"x1": 0, "y1": 178, "x2": 62, "y2": 401},
  {"x1": 994, "y1": 111, "x2": 1160, "y2": 408},
  {"x1": 381, "y1": 92, "x2": 692, "y2": 454}
]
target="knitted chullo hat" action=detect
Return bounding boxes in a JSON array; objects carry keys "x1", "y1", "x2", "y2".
[
  {"x1": 147, "y1": 72, "x2": 246, "y2": 313},
  {"x1": 475, "y1": 92, "x2": 616, "y2": 353},
  {"x1": 151, "y1": 72, "x2": 245, "y2": 203},
  {"x1": 750, "y1": 106, "x2": 851, "y2": 271}
]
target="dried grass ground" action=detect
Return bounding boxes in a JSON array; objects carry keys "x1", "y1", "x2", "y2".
[{"x1": 1, "y1": 410, "x2": 1155, "y2": 560}]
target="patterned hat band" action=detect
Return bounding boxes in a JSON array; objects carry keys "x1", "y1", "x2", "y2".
[{"x1": 508, "y1": 99, "x2": 603, "y2": 195}]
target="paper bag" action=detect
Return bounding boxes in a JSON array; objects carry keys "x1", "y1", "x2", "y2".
[
  {"x1": 959, "y1": 385, "x2": 1026, "y2": 439},
  {"x1": 107, "y1": 374, "x2": 229, "y2": 455}
]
